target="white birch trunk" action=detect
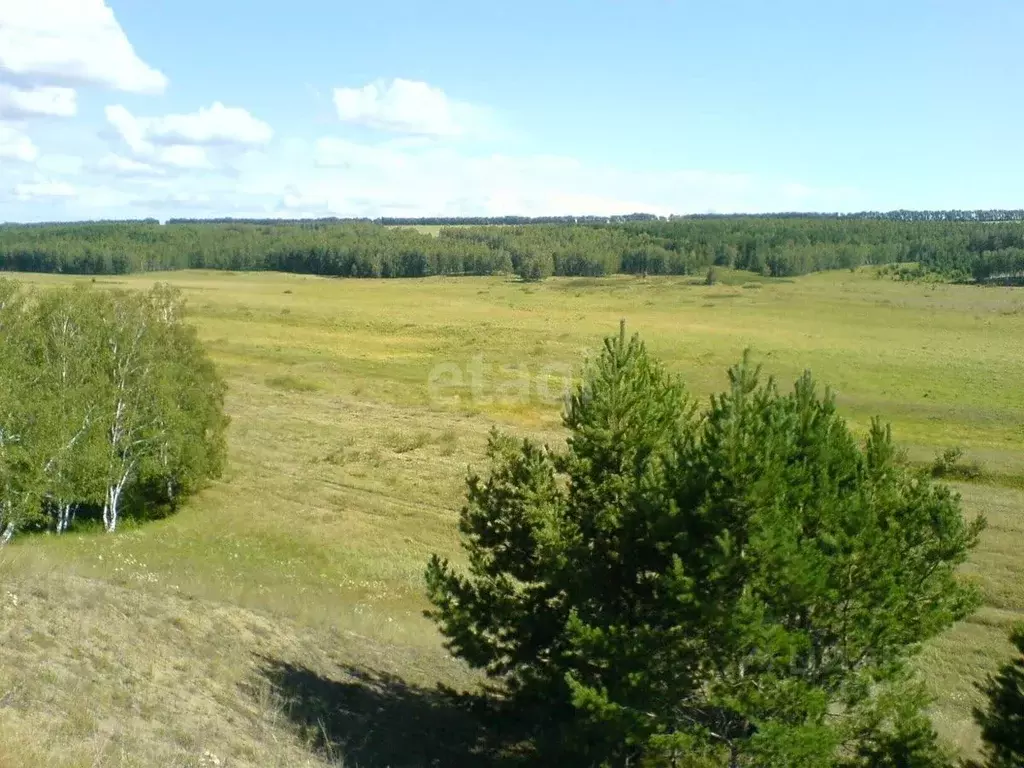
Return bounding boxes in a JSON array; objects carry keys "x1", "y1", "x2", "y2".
[
  {"x1": 55, "y1": 503, "x2": 75, "y2": 534},
  {"x1": 104, "y1": 467, "x2": 131, "y2": 532}
]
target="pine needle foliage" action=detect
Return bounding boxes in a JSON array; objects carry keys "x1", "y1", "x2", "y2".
[
  {"x1": 972, "y1": 625, "x2": 1024, "y2": 768},
  {"x1": 426, "y1": 322, "x2": 984, "y2": 766}
]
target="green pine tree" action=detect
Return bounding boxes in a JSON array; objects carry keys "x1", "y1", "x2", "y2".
[
  {"x1": 973, "y1": 624, "x2": 1024, "y2": 768},
  {"x1": 425, "y1": 323, "x2": 983, "y2": 766}
]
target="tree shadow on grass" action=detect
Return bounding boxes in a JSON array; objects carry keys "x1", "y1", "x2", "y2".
[{"x1": 255, "y1": 655, "x2": 533, "y2": 767}]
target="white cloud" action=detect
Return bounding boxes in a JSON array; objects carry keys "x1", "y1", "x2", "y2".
[
  {"x1": 13, "y1": 180, "x2": 76, "y2": 200},
  {"x1": 0, "y1": 123, "x2": 38, "y2": 162},
  {"x1": 0, "y1": 85, "x2": 76, "y2": 118},
  {"x1": 106, "y1": 103, "x2": 273, "y2": 149},
  {"x1": 105, "y1": 104, "x2": 147, "y2": 153},
  {"x1": 0, "y1": 0, "x2": 167, "y2": 94},
  {"x1": 104, "y1": 104, "x2": 271, "y2": 170},
  {"x1": 96, "y1": 153, "x2": 165, "y2": 176},
  {"x1": 2, "y1": 125, "x2": 858, "y2": 220},
  {"x1": 2, "y1": 75, "x2": 858, "y2": 221},
  {"x1": 332, "y1": 79, "x2": 482, "y2": 138},
  {"x1": 156, "y1": 145, "x2": 212, "y2": 169},
  {"x1": 244, "y1": 137, "x2": 857, "y2": 220},
  {"x1": 315, "y1": 137, "x2": 413, "y2": 170},
  {"x1": 36, "y1": 153, "x2": 83, "y2": 175},
  {"x1": 135, "y1": 190, "x2": 213, "y2": 207}
]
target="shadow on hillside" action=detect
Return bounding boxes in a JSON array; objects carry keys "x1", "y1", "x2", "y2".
[{"x1": 255, "y1": 656, "x2": 531, "y2": 767}]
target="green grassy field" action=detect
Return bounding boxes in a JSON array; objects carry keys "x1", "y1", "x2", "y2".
[
  {"x1": 388, "y1": 223, "x2": 486, "y2": 235},
  {"x1": 387, "y1": 224, "x2": 445, "y2": 236},
  {"x1": 1, "y1": 268, "x2": 1022, "y2": 766}
]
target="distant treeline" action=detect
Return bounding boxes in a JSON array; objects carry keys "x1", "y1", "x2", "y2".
[
  {"x1": 5, "y1": 209, "x2": 1024, "y2": 229},
  {"x1": 1, "y1": 216, "x2": 1022, "y2": 281},
  {"x1": 166, "y1": 209, "x2": 1024, "y2": 224},
  {"x1": 161, "y1": 209, "x2": 1024, "y2": 224}
]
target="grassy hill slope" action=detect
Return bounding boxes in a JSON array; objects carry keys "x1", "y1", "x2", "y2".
[{"x1": 2, "y1": 268, "x2": 1022, "y2": 765}]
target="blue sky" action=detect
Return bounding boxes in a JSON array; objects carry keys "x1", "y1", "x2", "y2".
[{"x1": 0, "y1": 0, "x2": 1021, "y2": 221}]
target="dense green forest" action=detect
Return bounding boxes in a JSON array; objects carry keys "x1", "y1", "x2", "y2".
[
  {"x1": 1, "y1": 215, "x2": 1023, "y2": 282},
  {"x1": 0, "y1": 281, "x2": 226, "y2": 539}
]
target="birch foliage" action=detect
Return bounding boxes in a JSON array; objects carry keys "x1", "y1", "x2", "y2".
[{"x1": 0, "y1": 280, "x2": 226, "y2": 538}]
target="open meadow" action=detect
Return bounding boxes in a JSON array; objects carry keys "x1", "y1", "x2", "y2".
[
  {"x1": 1, "y1": 268, "x2": 1022, "y2": 766},
  {"x1": 388, "y1": 224, "x2": 445, "y2": 236}
]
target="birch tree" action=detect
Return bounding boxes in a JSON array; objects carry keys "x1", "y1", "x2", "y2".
[
  {"x1": 95, "y1": 285, "x2": 227, "y2": 531},
  {"x1": 0, "y1": 280, "x2": 226, "y2": 540},
  {"x1": 136, "y1": 285, "x2": 226, "y2": 510},
  {"x1": 96, "y1": 289, "x2": 163, "y2": 532},
  {"x1": 30, "y1": 286, "x2": 106, "y2": 532},
  {"x1": 0, "y1": 280, "x2": 39, "y2": 542}
]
